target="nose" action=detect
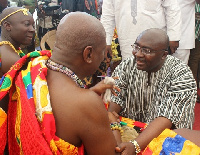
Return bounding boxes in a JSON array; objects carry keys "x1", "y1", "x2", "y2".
[{"x1": 29, "y1": 25, "x2": 35, "y2": 32}]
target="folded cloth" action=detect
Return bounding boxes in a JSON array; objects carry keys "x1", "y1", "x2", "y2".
[{"x1": 0, "y1": 50, "x2": 84, "y2": 154}]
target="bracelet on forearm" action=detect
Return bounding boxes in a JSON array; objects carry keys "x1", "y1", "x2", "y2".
[
  {"x1": 130, "y1": 139, "x2": 141, "y2": 154},
  {"x1": 110, "y1": 122, "x2": 124, "y2": 135}
]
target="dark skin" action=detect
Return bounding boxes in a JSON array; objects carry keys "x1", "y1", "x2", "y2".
[
  {"x1": 47, "y1": 12, "x2": 119, "y2": 154},
  {"x1": 0, "y1": 7, "x2": 35, "y2": 111},
  {"x1": 108, "y1": 29, "x2": 173, "y2": 154},
  {"x1": 48, "y1": 70, "x2": 117, "y2": 154},
  {"x1": 0, "y1": 7, "x2": 35, "y2": 75}
]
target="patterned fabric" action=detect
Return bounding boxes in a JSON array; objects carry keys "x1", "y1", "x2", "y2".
[
  {"x1": 0, "y1": 108, "x2": 7, "y2": 154},
  {"x1": 0, "y1": 50, "x2": 84, "y2": 154},
  {"x1": 111, "y1": 55, "x2": 197, "y2": 129},
  {"x1": 119, "y1": 116, "x2": 147, "y2": 133},
  {"x1": 131, "y1": 0, "x2": 137, "y2": 24},
  {"x1": 195, "y1": 3, "x2": 200, "y2": 41},
  {"x1": 141, "y1": 129, "x2": 200, "y2": 155}
]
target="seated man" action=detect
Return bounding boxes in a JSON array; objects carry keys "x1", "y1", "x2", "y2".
[
  {"x1": 0, "y1": 12, "x2": 118, "y2": 154},
  {"x1": 108, "y1": 28, "x2": 197, "y2": 154}
]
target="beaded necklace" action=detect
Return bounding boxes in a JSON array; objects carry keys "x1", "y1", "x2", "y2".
[
  {"x1": 0, "y1": 41, "x2": 25, "y2": 57},
  {"x1": 46, "y1": 59, "x2": 85, "y2": 88}
]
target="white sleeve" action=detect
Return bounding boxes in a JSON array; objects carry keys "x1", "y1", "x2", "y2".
[
  {"x1": 101, "y1": 0, "x2": 116, "y2": 45},
  {"x1": 162, "y1": 0, "x2": 182, "y2": 41}
]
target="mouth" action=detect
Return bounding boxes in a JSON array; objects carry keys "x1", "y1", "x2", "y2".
[
  {"x1": 26, "y1": 36, "x2": 33, "y2": 40},
  {"x1": 136, "y1": 60, "x2": 145, "y2": 66}
]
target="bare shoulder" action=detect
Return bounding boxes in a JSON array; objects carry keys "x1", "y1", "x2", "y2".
[
  {"x1": 48, "y1": 74, "x2": 117, "y2": 154},
  {"x1": 0, "y1": 44, "x2": 20, "y2": 74},
  {"x1": 78, "y1": 88, "x2": 106, "y2": 113}
]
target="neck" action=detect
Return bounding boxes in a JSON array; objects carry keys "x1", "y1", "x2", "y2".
[
  {"x1": 51, "y1": 48, "x2": 86, "y2": 80},
  {"x1": 1, "y1": 34, "x2": 20, "y2": 49},
  {"x1": 46, "y1": 59, "x2": 85, "y2": 88}
]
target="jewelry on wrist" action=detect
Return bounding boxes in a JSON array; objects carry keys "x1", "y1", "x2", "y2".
[
  {"x1": 110, "y1": 122, "x2": 124, "y2": 135},
  {"x1": 130, "y1": 139, "x2": 141, "y2": 154}
]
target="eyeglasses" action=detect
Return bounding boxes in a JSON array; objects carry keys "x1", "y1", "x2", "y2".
[{"x1": 131, "y1": 44, "x2": 166, "y2": 55}]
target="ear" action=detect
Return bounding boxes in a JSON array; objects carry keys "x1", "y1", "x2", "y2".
[
  {"x1": 161, "y1": 50, "x2": 168, "y2": 59},
  {"x1": 2, "y1": 21, "x2": 11, "y2": 31},
  {"x1": 83, "y1": 46, "x2": 93, "y2": 64}
]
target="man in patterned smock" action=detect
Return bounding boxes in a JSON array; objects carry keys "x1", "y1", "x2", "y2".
[{"x1": 108, "y1": 28, "x2": 197, "y2": 154}]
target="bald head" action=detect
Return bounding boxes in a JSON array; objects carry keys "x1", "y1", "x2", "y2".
[
  {"x1": 136, "y1": 28, "x2": 169, "y2": 51},
  {"x1": 54, "y1": 12, "x2": 106, "y2": 57}
]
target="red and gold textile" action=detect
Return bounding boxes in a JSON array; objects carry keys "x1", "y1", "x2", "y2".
[{"x1": 0, "y1": 50, "x2": 84, "y2": 154}]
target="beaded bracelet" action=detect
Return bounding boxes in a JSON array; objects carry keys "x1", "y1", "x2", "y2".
[
  {"x1": 110, "y1": 122, "x2": 124, "y2": 135},
  {"x1": 130, "y1": 139, "x2": 141, "y2": 154}
]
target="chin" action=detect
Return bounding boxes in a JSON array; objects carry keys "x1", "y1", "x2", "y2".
[
  {"x1": 136, "y1": 65, "x2": 144, "y2": 71},
  {"x1": 23, "y1": 41, "x2": 33, "y2": 46}
]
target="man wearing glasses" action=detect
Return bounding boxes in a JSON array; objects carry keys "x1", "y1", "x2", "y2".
[{"x1": 108, "y1": 28, "x2": 197, "y2": 154}]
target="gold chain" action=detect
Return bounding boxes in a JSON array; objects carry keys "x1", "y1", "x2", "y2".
[{"x1": 0, "y1": 41, "x2": 24, "y2": 56}]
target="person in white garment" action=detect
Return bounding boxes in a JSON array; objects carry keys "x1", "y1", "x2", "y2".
[
  {"x1": 172, "y1": 0, "x2": 195, "y2": 64},
  {"x1": 101, "y1": 0, "x2": 182, "y2": 60}
]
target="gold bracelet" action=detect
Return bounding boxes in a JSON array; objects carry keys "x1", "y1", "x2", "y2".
[{"x1": 130, "y1": 140, "x2": 141, "y2": 154}]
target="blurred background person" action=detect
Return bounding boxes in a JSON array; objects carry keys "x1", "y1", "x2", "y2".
[{"x1": 172, "y1": 0, "x2": 195, "y2": 64}]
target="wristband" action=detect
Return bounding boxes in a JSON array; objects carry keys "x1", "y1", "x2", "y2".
[
  {"x1": 110, "y1": 122, "x2": 124, "y2": 135},
  {"x1": 130, "y1": 139, "x2": 141, "y2": 154}
]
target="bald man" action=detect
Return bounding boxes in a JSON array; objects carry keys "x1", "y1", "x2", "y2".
[
  {"x1": 0, "y1": 12, "x2": 118, "y2": 154},
  {"x1": 108, "y1": 28, "x2": 197, "y2": 154},
  {"x1": 47, "y1": 12, "x2": 118, "y2": 154}
]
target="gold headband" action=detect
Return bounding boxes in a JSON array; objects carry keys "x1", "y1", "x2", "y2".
[{"x1": 0, "y1": 8, "x2": 29, "y2": 25}]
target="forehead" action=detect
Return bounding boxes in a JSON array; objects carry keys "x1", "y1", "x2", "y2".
[
  {"x1": 9, "y1": 11, "x2": 33, "y2": 23},
  {"x1": 136, "y1": 34, "x2": 163, "y2": 50}
]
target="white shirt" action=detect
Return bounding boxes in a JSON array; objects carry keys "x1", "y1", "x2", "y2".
[
  {"x1": 177, "y1": 0, "x2": 195, "y2": 49},
  {"x1": 101, "y1": 0, "x2": 182, "y2": 60}
]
